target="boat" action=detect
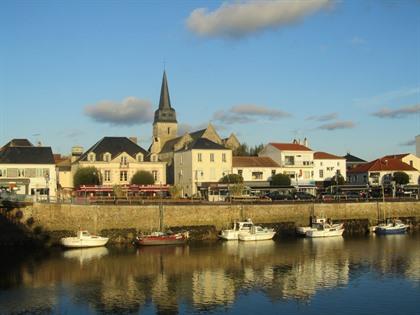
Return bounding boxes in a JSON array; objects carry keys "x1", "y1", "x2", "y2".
[
  {"x1": 296, "y1": 217, "x2": 328, "y2": 236},
  {"x1": 135, "y1": 231, "x2": 189, "y2": 246},
  {"x1": 60, "y1": 230, "x2": 109, "y2": 248},
  {"x1": 375, "y1": 219, "x2": 408, "y2": 235},
  {"x1": 305, "y1": 222, "x2": 344, "y2": 238},
  {"x1": 238, "y1": 225, "x2": 276, "y2": 241},
  {"x1": 218, "y1": 219, "x2": 255, "y2": 240}
]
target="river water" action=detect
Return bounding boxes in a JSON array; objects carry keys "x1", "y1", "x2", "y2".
[{"x1": 0, "y1": 234, "x2": 419, "y2": 315}]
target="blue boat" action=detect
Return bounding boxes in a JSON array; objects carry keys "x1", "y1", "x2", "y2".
[{"x1": 375, "y1": 219, "x2": 408, "y2": 235}]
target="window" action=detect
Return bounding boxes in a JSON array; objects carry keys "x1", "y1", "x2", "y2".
[
  {"x1": 136, "y1": 154, "x2": 143, "y2": 162},
  {"x1": 198, "y1": 153, "x2": 202, "y2": 162},
  {"x1": 152, "y1": 170, "x2": 158, "y2": 181},
  {"x1": 167, "y1": 127, "x2": 170, "y2": 135},
  {"x1": 238, "y1": 169, "x2": 243, "y2": 177},
  {"x1": 88, "y1": 152, "x2": 96, "y2": 162},
  {"x1": 210, "y1": 153, "x2": 214, "y2": 162},
  {"x1": 337, "y1": 162, "x2": 340, "y2": 166},
  {"x1": 18, "y1": 169, "x2": 25, "y2": 177},
  {"x1": 319, "y1": 170, "x2": 324, "y2": 178},
  {"x1": 252, "y1": 172, "x2": 263, "y2": 180},
  {"x1": 272, "y1": 170, "x2": 276, "y2": 176},
  {"x1": 222, "y1": 153, "x2": 226, "y2": 162},
  {"x1": 0, "y1": 169, "x2": 5, "y2": 177},
  {"x1": 103, "y1": 153, "x2": 111, "y2": 162},
  {"x1": 121, "y1": 156, "x2": 127, "y2": 166},
  {"x1": 150, "y1": 154, "x2": 157, "y2": 162},
  {"x1": 285, "y1": 156, "x2": 294, "y2": 165},
  {"x1": 320, "y1": 162, "x2": 323, "y2": 166},
  {"x1": 104, "y1": 170, "x2": 111, "y2": 182},
  {"x1": 410, "y1": 161, "x2": 413, "y2": 167},
  {"x1": 120, "y1": 171, "x2": 128, "y2": 182}
]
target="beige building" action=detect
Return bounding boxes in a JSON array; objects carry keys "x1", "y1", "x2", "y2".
[
  {"x1": 174, "y1": 138, "x2": 232, "y2": 196},
  {"x1": 313, "y1": 152, "x2": 347, "y2": 183},
  {"x1": 232, "y1": 156, "x2": 281, "y2": 184},
  {"x1": 383, "y1": 153, "x2": 420, "y2": 171},
  {"x1": 259, "y1": 141, "x2": 315, "y2": 186},
  {"x1": 72, "y1": 137, "x2": 166, "y2": 187},
  {"x1": 0, "y1": 139, "x2": 57, "y2": 200}
]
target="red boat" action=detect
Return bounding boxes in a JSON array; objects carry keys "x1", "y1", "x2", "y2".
[{"x1": 135, "y1": 231, "x2": 189, "y2": 246}]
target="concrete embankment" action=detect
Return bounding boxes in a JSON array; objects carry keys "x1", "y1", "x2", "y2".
[{"x1": 1, "y1": 201, "x2": 419, "y2": 245}]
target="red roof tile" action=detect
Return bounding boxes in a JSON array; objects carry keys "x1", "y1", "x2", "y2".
[
  {"x1": 269, "y1": 143, "x2": 312, "y2": 151},
  {"x1": 382, "y1": 153, "x2": 410, "y2": 159},
  {"x1": 314, "y1": 151, "x2": 345, "y2": 160},
  {"x1": 348, "y1": 158, "x2": 417, "y2": 173},
  {"x1": 233, "y1": 156, "x2": 279, "y2": 168}
]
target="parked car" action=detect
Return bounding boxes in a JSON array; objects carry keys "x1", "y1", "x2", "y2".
[
  {"x1": 344, "y1": 191, "x2": 360, "y2": 200},
  {"x1": 266, "y1": 191, "x2": 294, "y2": 201},
  {"x1": 318, "y1": 192, "x2": 334, "y2": 201},
  {"x1": 293, "y1": 192, "x2": 316, "y2": 200}
]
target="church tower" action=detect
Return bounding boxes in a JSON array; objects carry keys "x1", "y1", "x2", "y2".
[{"x1": 151, "y1": 71, "x2": 178, "y2": 153}]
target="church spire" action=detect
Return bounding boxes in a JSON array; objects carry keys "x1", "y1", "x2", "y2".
[{"x1": 154, "y1": 71, "x2": 177, "y2": 124}]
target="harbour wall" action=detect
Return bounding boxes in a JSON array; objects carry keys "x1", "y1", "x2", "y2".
[{"x1": 2, "y1": 201, "x2": 420, "y2": 244}]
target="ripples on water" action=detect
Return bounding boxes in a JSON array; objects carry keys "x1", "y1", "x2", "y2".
[{"x1": 0, "y1": 234, "x2": 419, "y2": 315}]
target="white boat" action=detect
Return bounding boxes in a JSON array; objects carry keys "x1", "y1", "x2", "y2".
[
  {"x1": 296, "y1": 217, "x2": 328, "y2": 235},
  {"x1": 60, "y1": 230, "x2": 109, "y2": 248},
  {"x1": 238, "y1": 225, "x2": 276, "y2": 241},
  {"x1": 305, "y1": 222, "x2": 344, "y2": 238},
  {"x1": 375, "y1": 219, "x2": 408, "y2": 235},
  {"x1": 219, "y1": 219, "x2": 255, "y2": 240}
]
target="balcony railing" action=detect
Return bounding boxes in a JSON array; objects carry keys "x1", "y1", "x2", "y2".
[{"x1": 281, "y1": 161, "x2": 314, "y2": 167}]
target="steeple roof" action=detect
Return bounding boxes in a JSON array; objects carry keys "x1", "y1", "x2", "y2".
[{"x1": 154, "y1": 71, "x2": 177, "y2": 124}]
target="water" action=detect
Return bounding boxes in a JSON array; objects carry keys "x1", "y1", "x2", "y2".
[{"x1": 0, "y1": 235, "x2": 419, "y2": 315}]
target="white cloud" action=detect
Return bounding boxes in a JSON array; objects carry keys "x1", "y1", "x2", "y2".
[
  {"x1": 84, "y1": 97, "x2": 154, "y2": 126},
  {"x1": 353, "y1": 86, "x2": 420, "y2": 107},
  {"x1": 399, "y1": 139, "x2": 415, "y2": 146},
  {"x1": 317, "y1": 120, "x2": 355, "y2": 130},
  {"x1": 372, "y1": 104, "x2": 420, "y2": 119},
  {"x1": 213, "y1": 104, "x2": 291, "y2": 124},
  {"x1": 186, "y1": 0, "x2": 332, "y2": 38}
]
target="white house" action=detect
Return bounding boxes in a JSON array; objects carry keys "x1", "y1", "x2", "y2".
[
  {"x1": 232, "y1": 156, "x2": 281, "y2": 184},
  {"x1": 259, "y1": 142, "x2": 315, "y2": 186},
  {"x1": 313, "y1": 152, "x2": 347, "y2": 183},
  {"x1": 347, "y1": 157, "x2": 419, "y2": 186},
  {"x1": 0, "y1": 139, "x2": 57, "y2": 200},
  {"x1": 72, "y1": 137, "x2": 167, "y2": 187},
  {"x1": 174, "y1": 138, "x2": 232, "y2": 197}
]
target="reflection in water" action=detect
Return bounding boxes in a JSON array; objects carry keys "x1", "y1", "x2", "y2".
[{"x1": 0, "y1": 235, "x2": 419, "y2": 314}]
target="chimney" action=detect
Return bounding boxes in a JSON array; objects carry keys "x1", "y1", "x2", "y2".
[
  {"x1": 129, "y1": 137, "x2": 137, "y2": 144},
  {"x1": 71, "y1": 146, "x2": 83, "y2": 163}
]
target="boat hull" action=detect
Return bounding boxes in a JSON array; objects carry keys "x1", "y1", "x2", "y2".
[
  {"x1": 375, "y1": 226, "x2": 407, "y2": 235},
  {"x1": 61, "y1": 237, "x2": 109, "y2": 248},
  {"x1": 136, "y1": 235, "x2": 188, "y2": 246},
  {"x1": 238, "y1": 231, "x2": 276, "y2": 241},
  {"x1": 305, "y1": 228, "x2": 344, "y2": 238}
]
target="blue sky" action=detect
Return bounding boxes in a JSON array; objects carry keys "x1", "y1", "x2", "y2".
[{"x1": 1, "y1": 0, "x2": 419, "y2": 160}]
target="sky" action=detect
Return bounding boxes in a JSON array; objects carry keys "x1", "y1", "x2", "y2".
[{"x1": 1, "y1": 0, "x2": 419, "y2": 161}]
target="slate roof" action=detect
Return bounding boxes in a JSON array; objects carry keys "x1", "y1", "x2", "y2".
[
  {"x1": 78, "y1": 137, "x2": 149, "y2": 162},
  {"x1": 177, "y1": 138, "x2": 227, "y2": 152},
  {"x1": 160, "y1": 128, "x2": 207, "y2": 154},
  {"x1": 348, "y1": 158, "x2": 417, "y2": 173},
  {"x1": 233, "y1": 156, "x2": 279, "y2": 168},
  {"x1": 343, "y1": 153, "x2": 366, "y2": 163},
  {"x1": 0, "y1": 146, "x2": 55, "y2": 164},
  {"x1": 270, "y1": 143, "x2": 312, "y2": 151},
  {"x1": 382, "y1": 153, "x2": 410, "y2": 159},
  {"x1": 314, "y1": 152, "x2": 345, "y2": 160},
  {"x1": 2, "y1": 139, "x2": 33, "y2": 148}
]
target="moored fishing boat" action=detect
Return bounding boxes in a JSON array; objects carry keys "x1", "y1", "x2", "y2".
[
  {"x1": 238, "y1": 225, "x2": 276, "y2": 241},
  {"x1": 375, "y1": 219, "x2": 408, "y2": 235},
  {"x1": 60, "y1": 230, "x2": 109, "y2": 248},
  {"x1": 305, "y1": 222, "x2": 344, "y2": 238},
  {"x1": 296, "y1": 217, "x2": 328, "y2": 236},
  {"x1": 218, "y1": 219, "x2": 254, "y2": 240},
  {"x1": 135, "y1": 231, "x2": 189, "y2": 246}
]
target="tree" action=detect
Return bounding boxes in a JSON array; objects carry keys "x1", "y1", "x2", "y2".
[
  {"x1": 220, "y1": 174, "x2": 243, "y2": 184},
  {"x1": 328, "y1": 174, "x2": 345, "y2": 186},
  {"x1": 73, "y1": 167, "x2": 101, "y2": 188},
  {"x1": 249, "y1": 144, "x2": 264, "y2": 156},
  {"x1": 393, "y1": 172, "x2": 409, "y2": 185},
  {"x1": 271, "y1": 173, "x2": 291, "y2": 186},
  {"x1": 233, "y1": 143, "x2": 249, "y2": 156},
  {"x1": 131, "y1": 171, "x2": 155, "y2": 185}
]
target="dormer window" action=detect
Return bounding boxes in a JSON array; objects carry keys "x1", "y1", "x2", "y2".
[
  {"x1": 88, "y1": 152, "x2": 96, "y2": 162},
  {"x1": 150, "y1": 154, "x2": 157, "y2": 162},
  {"x1": 120, "y1": 156, "x2": 127, "y2": 166},
  {"x1": 136, "y1": 153, "x2": 144, "y2": 162},
  {"x1": 103, "y1": 152, "x2": 111, "y2": 162}
]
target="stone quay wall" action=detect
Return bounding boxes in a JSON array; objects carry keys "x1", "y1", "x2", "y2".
[{"x1": 5, "y1": 200, "x2": 418, "y2": 244}]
